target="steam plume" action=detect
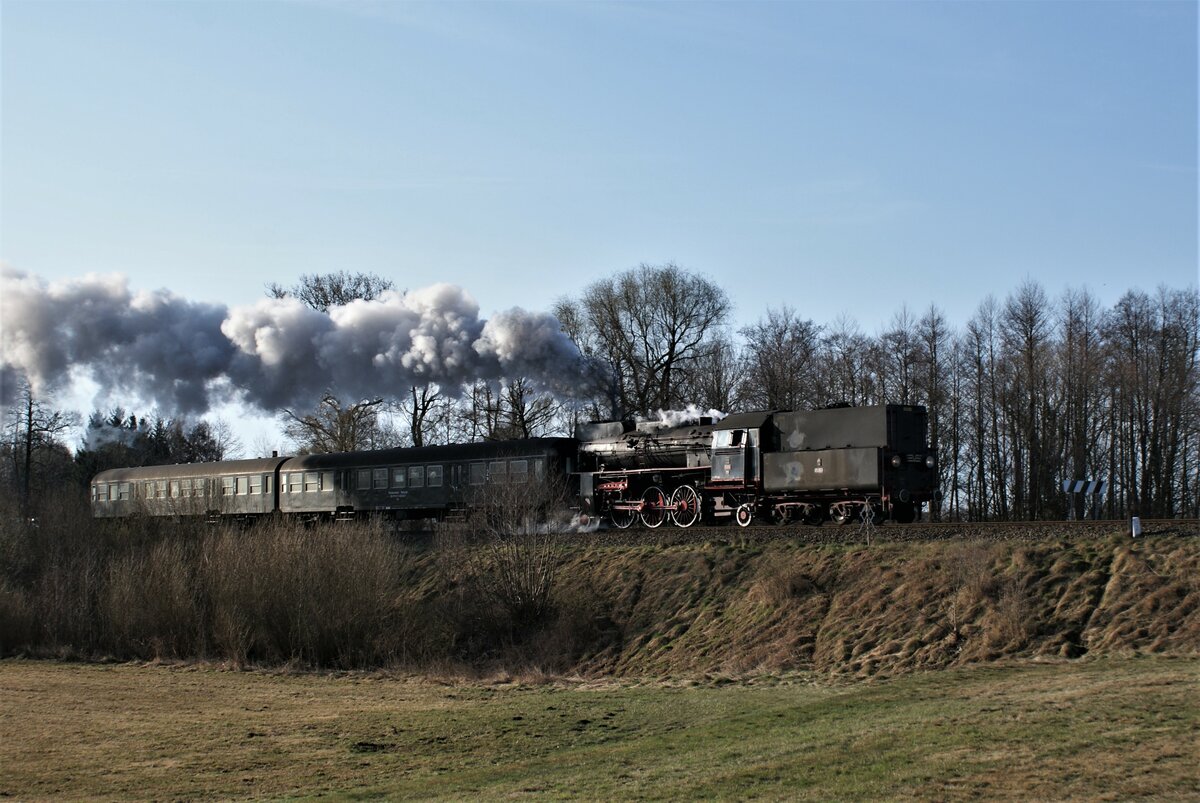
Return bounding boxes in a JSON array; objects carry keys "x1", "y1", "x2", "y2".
[{"x1": 1, "y1": 267, "x2": 599, "y2": 413}]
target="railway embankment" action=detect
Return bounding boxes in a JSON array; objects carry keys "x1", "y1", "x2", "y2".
[
  {"x1": 1, "y1": 512, "x2": 1197, "y2": 679},
  {"x1": 548, "y1": 529, "x2": 1199, "y2": 678}
]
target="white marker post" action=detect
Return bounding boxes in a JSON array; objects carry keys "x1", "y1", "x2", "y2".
[{"x1": 1130, "y1": 516, "x2": 1142, "y2": 538}]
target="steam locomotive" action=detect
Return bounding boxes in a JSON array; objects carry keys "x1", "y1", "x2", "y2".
[{"x1": 90, "y1": 404, "x2": 938, "y2": 527}]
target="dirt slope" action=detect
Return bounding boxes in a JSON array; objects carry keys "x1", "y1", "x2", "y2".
[{"x1": 548, "y1": 534, "x2": 1200, "y2": 678}]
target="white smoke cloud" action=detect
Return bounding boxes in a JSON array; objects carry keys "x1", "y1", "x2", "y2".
[
  {"x1": 1, "y1": 267, "x2": 601, "y2": 414},
  {"x1": 640, "y1": 405, "x2": 727, "y2": 428},
  {"x1": 476, "y1": 307, "x2": 597, "y2": 394},
  {"x1": 0, "y1": 267, "x2": 235, "y2": 412}
]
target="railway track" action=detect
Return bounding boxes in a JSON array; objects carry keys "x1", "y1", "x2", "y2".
[{"x1": 554, "y1": 517, "x2": 1200, "y2": 549}]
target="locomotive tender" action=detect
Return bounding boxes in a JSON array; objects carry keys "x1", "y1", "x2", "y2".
[{"x1": 91, "y1": 404, "x2": 937, "y2": 527}]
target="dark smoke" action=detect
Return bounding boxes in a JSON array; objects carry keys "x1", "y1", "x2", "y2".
[{"x1": 1, "y1": 267, "x2": 601, "y2": 413}]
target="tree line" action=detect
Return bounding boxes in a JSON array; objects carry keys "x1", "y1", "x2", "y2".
[
  {"x1": 556, "y1": 266, "x2": 1198, "y2": 521},
  {"x1": 2, "y1": 266, "x2": 1197, "y2": 521}
]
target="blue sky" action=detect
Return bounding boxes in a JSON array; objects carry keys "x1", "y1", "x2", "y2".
[{"x1": 3, "y1": 0, "x2": 1197, "y2": 330}]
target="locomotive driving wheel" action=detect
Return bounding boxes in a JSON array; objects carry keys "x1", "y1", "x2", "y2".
[
  {"x1": 640, "y1": 486, "x2": 668, "y2": 528},
  {"x1": 734, "y1": 503, "x2": 754, "y2": 528},
  {"x1": 608, "y1": 497, "x2": 636, "y2": 529},
  {"x1": 670, "y1": 485, "x2": 701, "y2": 528}
]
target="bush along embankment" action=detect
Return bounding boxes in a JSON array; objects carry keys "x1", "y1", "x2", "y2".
[{"x1": 1, "y1": 503, "x2": 1197, "y2": 678}]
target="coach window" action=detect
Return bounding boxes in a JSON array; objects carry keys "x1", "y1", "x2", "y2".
[
  {"x1": 470, "y1": 462, "x2": 486, "y2": 486},
  {"x1": 372, "y1": 468, "x2": 388, "y2": 489},
  {"x1": 427, "y1": 465, "x2": 443, "y2": 487},
  {"x1": 408, "y1": 466, "x2": 425, "y2": 488},
  {"x1": 156, "y1": 480, "x2": 167, "y2": 499},
  {"x1": 321, "y1": 471, "x2": 334, "y2": 492},
  {"x1": 509, "y1": 459, "x2": 529, "y2": 483},
  {"x1": 221, "y1": 477, "x2": 236, "y2": 496},
  {"x1": 170, "y1": 480, "x2": 181, "y2": 498},
  {"x1": 488, "y1": 461, "x2": 507, "y2": 484},
  {"x1": 94, "y1": 484, "x2": 107, "y2": 502},
  {"x1": 143, "y1": 482, "x2": 154, "y2": 499},
  {"x1": 181, "y1": 479, "x2": 194, "y2": 498},
  {"x1": 533, "y1": 458, "x2": 545, "y2": 479},
  {"x1": 392, "y1": 467, "x2": 407, "y2": 488},
  {"x1": 249, "y1": 474, "x2": 263, "y2": 495},
  {"x1": 304, "y1": 472, "x2": 319, "y2": 493},
  {"x1": 237, "y1": 476, "x2": 249, "y2": 495},
  {"x1": 118, "y1": 483, "x2": 132, "y2": 501},
  {"x1": 356, "y1": 469, "x2": 371, "y2": 490}
]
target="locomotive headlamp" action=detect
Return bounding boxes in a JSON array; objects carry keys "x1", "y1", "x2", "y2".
[
  {"x1": 925, "y1": 455, "x2": 935, "y2": 469},
  {"x1": 890, "y1": 455, "x2": 902, "y2": 468}
]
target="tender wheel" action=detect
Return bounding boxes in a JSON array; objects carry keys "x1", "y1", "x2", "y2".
[
  {"x1": 831, "y1": 504, "x2": 851, "y2": 526},
  {"x1": 770, "y1": 505, "x2": 792, "y2": 526},
  {"x1": 609, "y1": 498, "x2": 636, "y2": 530},
  {"x1": 640, "y1": 486, "x2": 668, "y2": 528},
  {"x1": 734, "y1": 503, "x2": 754, "y2": 528},
  {"x1": 670, "y1": 485, "x2": 701, "y2": 528}
]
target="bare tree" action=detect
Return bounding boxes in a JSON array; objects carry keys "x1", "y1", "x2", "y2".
[
  {"x1": 960, "y1": 297, "x2": 1008, "y2": 520},
  {"x1": 399, "y1": 383, "x2": 444, "y2": 447},
  {"x1": 680, "y1": 338, "x2": 744, "y2": 413},
  {"x1": 556, "y1": 263, "x2": 731, "y2": 417},
  {"x1": 282, "y1": 393, "x2": 394, "y2": 454},
  {"x1": 1, "y1": 380, "x2": 77, "y2": 512},
  {"x1": 453, "y1": 379, "x2": 563, "y2": 442},
  {"x1": 879, "y1": 306, "x2": 921, "y2": 405},
  {"x1": 739, "y1": 306, "x2": 823, "y2": 410},
  {"x1": 1102, "y1": 287, "x2": 1200, "y2": 517},
  {"x1": 1056, "y1": 287, "x2": 1105, "y2": 519},
  {"x1": 266, "y1": 270, "x2": 394, "y2": 312},
  {"x1": 820, "y1": 315, "x2": 877, "y2": 407},
  {"x1": 916, "y1": 305, "x2": 951, "y2": 520},
  {"x1": 503, "y1": 378, "x2": 561, "y2": 439},
  {"x1": 1001, "y1": 281, "x2": 1054, "y2": 519}
]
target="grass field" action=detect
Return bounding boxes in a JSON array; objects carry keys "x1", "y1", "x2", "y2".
[{"x1": 1, "y1": 657, "x2": 1197, "y2": 800}]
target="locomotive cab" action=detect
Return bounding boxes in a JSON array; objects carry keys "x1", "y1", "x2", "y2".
[
  {"x1": 709, "y1": 430, "x2": 753, "y2": 483},
  {"x1": 710, "y1": 411, "x2": 771, "y2": 486}
]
